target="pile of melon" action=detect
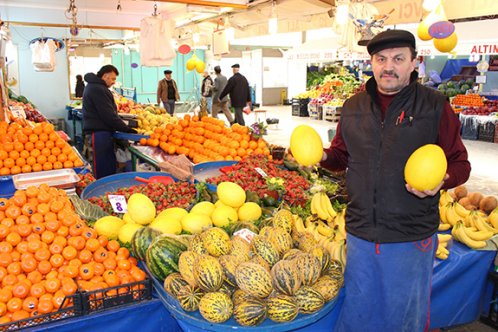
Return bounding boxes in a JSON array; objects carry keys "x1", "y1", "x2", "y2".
[{"x1": 151, "y1": 208, "x2": 343, "y2": 326}]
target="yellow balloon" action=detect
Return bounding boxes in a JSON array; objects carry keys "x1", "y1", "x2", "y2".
[
  {"x1": 417, "y1": 22, "x2": 432, "y2": 41},
  {"x1": 186, "y1": 57, "x2": 197, "y2": 71},
  {"x1": 433, "y1": 32, "x2": 458, "y2": 53},
  {"x1": 195, "y1": 60, "x2": 205, "y2": 73}
]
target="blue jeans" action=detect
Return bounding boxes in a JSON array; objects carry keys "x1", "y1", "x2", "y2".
[
  {"x1": 204, "y1": 97, "x2": 212, "y2": 113},
  {"x1": 334, "y1": 233, "x2": 437, "y2": 332},
  {"x1": 163, "y1": 100, "x2": 175, "y2": 115}
]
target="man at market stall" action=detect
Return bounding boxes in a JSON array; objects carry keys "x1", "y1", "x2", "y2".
[
  {"x1": 157, "y1": 69, "x2": 180, "y2": 115},
  {"x1": 320, "y1": 30, "x2": 471, "y2": 331},
  {"x1": 211, "y1": 66, "x2": 234, "y2": 125},
  {"x1": 82, "y1": 65, "x2": 137, "y2": 179},
  {"x1": 218, "y1": 64, "x2": 252, "y2": 126}
]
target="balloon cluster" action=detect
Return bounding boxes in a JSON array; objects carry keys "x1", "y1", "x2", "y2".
[
  {"x1": 186, "y1": 54, "x2": 206, "y2": 73},
  {"x1": 417, "y1": 1, "x2": 458, "y2": 53}
]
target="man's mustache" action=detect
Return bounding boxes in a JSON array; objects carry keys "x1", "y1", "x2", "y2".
[{"x1": 381, "y1": 71, "x2": 399, "y2": 78}]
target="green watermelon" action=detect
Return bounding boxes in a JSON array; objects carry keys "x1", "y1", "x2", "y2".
[
  {"x1": 132, "y1": 227, "x2": 161, "y2": 261},
  {"x1": 146, "y1": 235, "x2": 188, "y2": 281}
]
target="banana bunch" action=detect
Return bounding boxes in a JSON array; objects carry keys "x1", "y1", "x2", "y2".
[
  {"x1": 310, "y1": 192, "x2": 337, "y2": 223},
  {"x1": 439, "y1": 190, "x2": 454, "y2": 207},
  {"x1": 440, "y1": 201, "x2": 471, "y2": 228},
  {"x1": 332, "y1": 209, "x2": 347, "y2": 242},
  {"x1": 451, "y1": 220, "x2": 491, "y2": 249},
  {"x1": 436, "y1": 234, "x2": 452, "y2": 260},
  {"x1": 490, "y1": 208, "x2": 498, "y2": 229},
  {"x1": 464, "y1": 211, "x2": 498, "y2": 236}
]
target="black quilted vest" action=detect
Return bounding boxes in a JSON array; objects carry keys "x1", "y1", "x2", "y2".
[{"x1": 341, "y1": 72, "x2": 446, "y2": 243}]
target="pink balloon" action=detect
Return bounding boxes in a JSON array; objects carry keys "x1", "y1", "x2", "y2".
[{"x1": 178, "y1": 44, "x2": 191, "y2": 55}]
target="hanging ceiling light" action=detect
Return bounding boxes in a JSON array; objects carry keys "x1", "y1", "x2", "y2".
[
  {"x1": 335, "y1": 1, "x2": 349, "y2": 25},
  {"x1": 268, "y1": 0, "x2": 278, "y2": 35}
]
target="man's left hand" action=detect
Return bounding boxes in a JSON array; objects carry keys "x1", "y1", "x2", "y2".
[{"x1": 405, "y1": 174, "x2": 449, "y2": 198}]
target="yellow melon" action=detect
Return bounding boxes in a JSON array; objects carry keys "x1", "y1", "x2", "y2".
[
  {"x1": 217, "y1": 182, "x2": 246, "y2": 208},
  {"x1": 404, "y1": 144, "x2": 447, "y2": 191},
  {"x1": 433, "y1": 32, "x2": 458, "y2": 53},
  {"x1": 290, "y1": 125, "x2": 323, "y2": 166}
]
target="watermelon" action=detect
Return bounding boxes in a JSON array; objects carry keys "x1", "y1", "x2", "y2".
[
  {"x1": 145, "y1": 235, "x2": 188, "y2": 281},
  {"x1": 132, "y1": 227, "x2": 161, "y2": 261}
]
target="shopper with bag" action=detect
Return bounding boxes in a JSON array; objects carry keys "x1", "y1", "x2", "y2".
[
  {"x1": 157, "y1": 69, "x2": 180, "y2": 115},
  {"x1": 201, "y1": 71, "x2": 214, "y2": 113},
  {"x1": 211, "y1": 66, "x2": 234, "y2": 125},
  {"x1": 320, "y1": 30, "x2": 471, "y2": 331},
  {"x1": 82, "y1": 65, "x2": 136, "y2": 179},
  {"x1": 219, "y1": 64, "x2": 251, "y2": 126}
]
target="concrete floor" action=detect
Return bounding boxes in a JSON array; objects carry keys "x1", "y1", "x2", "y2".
[{"x1": 241, "y1": 105, "x2": 498, "y2": 196}]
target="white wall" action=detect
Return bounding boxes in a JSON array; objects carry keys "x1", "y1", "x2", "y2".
[{"x1": 287, "y1": 61, "x2": 307, "y2": 99}]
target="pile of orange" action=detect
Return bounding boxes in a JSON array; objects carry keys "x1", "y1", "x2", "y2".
[
  {"x1": 139, "y1": 115, "x2": 271, "y2": 164},
  {"x1": 0, "y1": 185, "x2": 146, "y2": 326},
  {"x1": 0, "y1": 121, "x2": 84, "y2": 176}
]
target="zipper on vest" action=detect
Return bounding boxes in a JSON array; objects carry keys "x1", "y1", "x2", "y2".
[{"x1": 372, "y1": 119, "x2": 384, "y2": 242}]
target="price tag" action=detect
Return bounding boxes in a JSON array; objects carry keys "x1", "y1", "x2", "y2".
[
  {"x1": 234, "y1": 229, "x2": 257, "y2": 243},
  {"x1": 254, "y1": 167, "x2": 268, "y2": 178},
  {"x1": 108, "y1": 195, "x2": 128, "y2": 213},
  {"x1": 9, "y1": 106, "x2": 26, "y2": 119}
]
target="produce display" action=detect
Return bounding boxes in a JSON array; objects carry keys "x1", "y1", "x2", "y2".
[
  {"x1": 87, "y1": 182, "x2": 197, "y2": 215},
  {"x1": 461, "y1": 100, "x2": 498, "y2": 116},
  {"x1": 139, "y1": 115, "x2": 271, "y2": 164},
  {"x1": 437, "y1": 79, "x2": 477, "y2": 98},
  {"x1": 8, "y1": 100, "x2": 47, "y2": 123},
  {"x1": 438, "y1": 185, "x2": 498, "y2": 253},
  {"x1": 451, "y1": 94, "x2": 484, "y2": 107},
  {"x1": 0, "y1": 185, "x2": 146, "y2": 325},
  {"x1": 0, "y1": 121, "x2": 85, "y2": 176}
]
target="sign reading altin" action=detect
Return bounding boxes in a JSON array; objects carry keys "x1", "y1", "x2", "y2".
[{"x1": 470, "y1": 44, "x2": 498, "y2": 54}]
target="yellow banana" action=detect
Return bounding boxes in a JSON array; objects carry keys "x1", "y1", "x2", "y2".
[
  {"x1": 439, "y1": 190, "x2": 454, "y2": 207},
  {"x1": 489, "y1": 209, "x2": 498, "y2": 229},
  {"x1": 438, "y1": 223, "x2": 451, "y2": 231},
  {"x1": 320, "y1": 192, "x2": 337, "y2": 219},
  {"x1": 310, "y1": 193, "x2": 318, "y2": 215},
  {"x1": 439, "y1": 203, "x2": 449, "y2": 223},
  {"x1": 473, "y1": 213, "x2": 498, "y2": 234},
  {"x1": 317, "y1": 220, "x2": 334, "y2": 237},
  {"x1": 293, "y1": 216, "x2": 305, "y2": 233},
  {"x1": 454, "y1": 202, "x2": 471, "y2": 219},
  {"x1": 436, "y1": 251, "x2": 449, "y2": 260},
  {"x1": 462, "y1": 227, "x2": 494, "y2": 241},
  {"x1": 312, "y1": 193, "x2": 330, "y2": 221},
  {"x1": 445, "y1": 203, "x2": 463, "y2": 226},
  {"x1": 437, "y1": 234, "x2": 452, "y2": 242},
  {"x1": 438, "y1": 244, "x2": 449, "y2": 255},
  {"x1": 453, "y1": 221, "x2": 487, "y2": 249},
  {"x1": 439, "y1": 241, "x2": 448, "y2": 248}
]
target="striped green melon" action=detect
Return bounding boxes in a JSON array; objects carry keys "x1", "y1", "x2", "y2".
[
  {"x1": 193, "y1": 254, "x2": 224, "y2": 292},
  {"x1": 201, "y1": 227, "x2": 231, "y2": 257},
  {"x1": 232, "y1": 289, "x2": 258, "y2": 306},
  {"x1": 235, "y1": 262, "x2": 273, "y2": 299},
  {"x1": 312, "y1": 247, "x2": 331, "y2": 275},
  {"x1": 282, "y1": 249, "x2": 304, "y2": 261},
  {"x1": 295, "y1": 285, "x2": 324, "y2": 314},
  {"x1": 219, "y1": 281, "x2": 235, "y2": 297},
  {"x1": 132, "y1": 227, "x2": 161, "y2": 261},
  {"x1": 249, "y1": 255, "x2": 270, "y2": 272},
  {"x1": 251, "y1": 235, "x2": 279, "y2": 267},
  {"x1": 258, "y1": 226, "x2": 273, "y2": 238},
  {"x1": 267, "y1": 294, "x2": 298, "y2": 322},
  {"x1": 176, "y1": 284, "x2": 204, "y2": 312},
  {"x1": 163, "y1": 272, "x2": 189, "y2": 298},
  {"x1": 296, "y1": 253, "x2": 322, "y2": 285},
  {"x1": 234, "y1": 297, "x2": 267, "y2": 326},
  {"x1": 178, "y1": 251, "x2": 199, "y2": 287},
  {"x1": 199, "y1": 292, "x2": 234, "y2": 323},
  {"x1": 188, "y1": 234, "x2": 208, "y2": 255},
  {"x1": 272, "y1": 209, "x2": 293, "y2": 233},
  {"x1": 295, "y1": 232, "x2": 318, "y2": 253},
  {"x1": 230, "y1": 221, "x2": 260, "y2": 235},
  {"x1": 218, "y1": 254, "x2": 240, "y2": 287},
  {"x1": 268, "y1": 227, "x2": 293, "y2": 254},
  {"x1": 230, "y1": 236, "x2": 252, "y2": 262},
  {"x1": 312, "y1": 275, "x2": 341, "y2": 302},
  {"x1": 145, "y1": 235, "x2": 187, "y2": 281},
  {"x1": 270, "y1": 260, "x2": 301, "y2": 296}
]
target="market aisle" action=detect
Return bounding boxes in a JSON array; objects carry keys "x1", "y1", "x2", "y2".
[{"x1": 257, "y1": 105, "x2": 498, "y2": 196}]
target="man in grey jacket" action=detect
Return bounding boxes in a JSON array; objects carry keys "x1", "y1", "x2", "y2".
[{"x1": 211, "y1": 66, "x2": 234, "y2": 124}]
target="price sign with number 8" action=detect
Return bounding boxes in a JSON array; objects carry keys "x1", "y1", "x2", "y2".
[{"x1": 108, "y1": 195, "x2": 128, "y2": 213}]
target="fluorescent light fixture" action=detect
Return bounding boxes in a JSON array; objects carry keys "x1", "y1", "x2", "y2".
[
  {"x1": 225, "y1": 28, "x2": 235, "y2": 42},
  {"x1": 268, "y1": 17, "x2": 278, "y2": 34},
  {"x1": 193, "y1": 33, "x2": 200, "y2": 43},
  {"x1": 336, "y1": 4, "x2": 349, "y2": 25},
  {"x1": 422, "y1": 0, "x2": 440, "y2": 12}
]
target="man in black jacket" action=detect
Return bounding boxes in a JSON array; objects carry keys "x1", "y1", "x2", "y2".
[
  {"x1": 82, "y1": 65, "x2": 136, "y2": 179},
  {"x1": 219, "y1": 64, "x2": 251, "y2": 126}
]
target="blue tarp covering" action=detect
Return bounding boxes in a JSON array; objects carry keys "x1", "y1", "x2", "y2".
[{"x1": 440, "y1": 59, "x2": 475, "y2": 81}]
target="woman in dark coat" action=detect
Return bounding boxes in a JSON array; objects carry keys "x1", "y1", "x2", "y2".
[{"x1": 75, "y1": 74, "x2": 85, "y2": 98}]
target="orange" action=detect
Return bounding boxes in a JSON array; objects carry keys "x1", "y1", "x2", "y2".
[
  {"x1": 34, "y1": 141, "x2": 44, "y2": 150},
  {"x1": 45, "y1": 278, "x2": 61, "y2": 293},
  {"x1": 47, "y1": 155, "x2": 57, "y2": 163},
  {"x1": 0, "y1": 167, "x2": 9, "y2": 175},
  {"x1": 22, "y1": 296, "x2": 38, "y2": 313},
  {"x1": 6, "y1": 297, "x2": 22, "y2": 313},
  {"x1": 36, "y1": 155, "x2": 47, "y2": 164},
  {"x1": 45, "y1": 140, "x2": 54, "y2": 149},
  {"x1": 3, "y1": 158, "x2": 14, "y2": 169},
  {"x1": 37, "y1": 299, "x2": 53, "y2": 314}
]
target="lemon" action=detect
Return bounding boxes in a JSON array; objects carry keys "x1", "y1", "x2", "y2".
[
  {"x1": 118, "y1": 223, "x2": 143, "y2": 244},
  {"x1": 94, "y1": 216, "x2": 125, "y2": 239},
  {"x1": 211, "y1": 205, "x2": 238, "y2": 228},
  {"x1": 217, "y1": 182, "x2": 246, "y2": 208},
  {"x1": 156, "y1": 207, "x2": 188, "y2": 221},
  {"x1": 127, "y1": 193, "x2": 156, "y2": 225},
  {"x1": 238, "y1": 202, "x2": 262, "y2": 222},
  {"x1": 150, "y1": 215, "x2": 183, "y2": 235},
  {"x1": 181, "y1": 213, "x2": 212, "y2": 234},
  {"x1": 190, "y1": 201, "x2": 215, "y2": 217}
]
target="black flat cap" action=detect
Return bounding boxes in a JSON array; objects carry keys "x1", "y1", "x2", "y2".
[
  {"x1": 164, "y1": 70, "x2": 172, "y2": 74},
  {"x1": 231, "y1": 64, "x2": 240, "y2": 68},
  {"x1": 367, "y1": 29, "x2": 416, "y2": 55}
]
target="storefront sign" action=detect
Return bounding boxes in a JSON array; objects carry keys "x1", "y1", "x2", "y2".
[
  {"x1": 429, "y1": 21, "x2": 455, "y2": 39},
  {"x1": 418, "y1": 42, "x2": 498, "y2": 56},
  {"x1": 470, "y1": 44, "x2": 498, "y2": 54},
  {"x1": 286, "y1": 50, "x2": 370, "y2": 62}
]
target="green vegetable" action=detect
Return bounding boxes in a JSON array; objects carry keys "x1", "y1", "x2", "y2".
[{"x1": 69, "y1": 194, "x2": 109, "y2": 226}]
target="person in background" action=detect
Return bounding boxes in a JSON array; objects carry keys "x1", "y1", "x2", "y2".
[
  {"x1": 211, "y1": 66, "x2": 234, "y2": 125},
  {"x1": 320, "y1": 30, "x2": 471, "y2": 331},
  {"x1": 219, "y1": 64, "x2": 251, "y2": 126},
  {"x1": 157, "y1": 69, "x2": 180, "y2": 115},
  {"x1": 201, "y1": 70, "x2": 214, "y2": 113},
  {"x1": 82, "y1": 65, "x2": 136, "y2": 179},
  {"x1": 75, "y1": 74, "x2": 85, "y2": 98}
]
